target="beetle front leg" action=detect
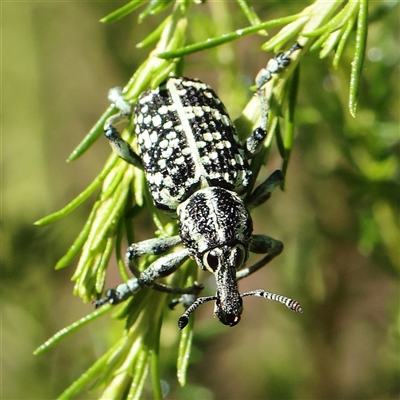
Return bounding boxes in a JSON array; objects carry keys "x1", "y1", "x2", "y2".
[
  {"x1": 125, "y1": 235, "x2": 182, "y2": 276},
  {"x1": 94, "y1": 248, "x2": 201, "y2": 308},
  {"x1": 136, "y1": 249, "x2": 203, "y2": 295},
  {"x1": 236, "y1": 234, "x2": 283, "y2": 281},
  {"x1": 127, "y1": 235, "x2": 182, "y2": 256},
  {"x1": 136, "y1": 249, "x2": 190, "y2": 285},
  {"x1": 127, "y1": 243, "x2": 201, "y2": 294}
]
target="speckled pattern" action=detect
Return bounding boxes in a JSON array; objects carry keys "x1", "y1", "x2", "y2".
[
  {"x1": 134, "y1": 77, "x2": 251, "y2": 212},
  {"x1": 178, "y1": 187, "x2": 253, "y2": 256},
  {"x1": 98, "y1": 43, "x2": 304, "y2": 326}
]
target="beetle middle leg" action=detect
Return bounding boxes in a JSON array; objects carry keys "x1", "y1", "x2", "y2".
[
  {"x1": 125, "y1": 236, "x2": 199, "y2": 292},
  {"x1": 94, "y1": 237, "x2": 202, "y2": 307},
  {"x1": 126, "y1": 237, "x2": 204, "y2": 295}
]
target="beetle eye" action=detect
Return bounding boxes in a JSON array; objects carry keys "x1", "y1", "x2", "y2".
[
  {"x1": 204, "y1": 249, "x2": 219, "y2": 272},
  {"x1": 234, "y1": 246, "x2": 246, "y2": 269}
]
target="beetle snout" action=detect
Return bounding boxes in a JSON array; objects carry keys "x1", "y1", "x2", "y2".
[
  {"x1": 218, "y1": 311, "x2": 241, "y2": 327},
  {"x1": 214, "y1": 295, "x2": 243, "y2": 327}
]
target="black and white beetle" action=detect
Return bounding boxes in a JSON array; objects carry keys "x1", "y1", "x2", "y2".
[{"x1": 94, "y1": 43, "x2": 303, "y2": 329}]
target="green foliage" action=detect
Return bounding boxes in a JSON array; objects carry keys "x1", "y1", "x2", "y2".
[{"x1": 26, "y1": 0, "x2": 399, "y2": 399}]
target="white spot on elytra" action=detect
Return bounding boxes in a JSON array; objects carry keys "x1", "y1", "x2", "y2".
[
  {"x1": 136, "y1": 114, "x2": 143, "y2": 124},
  {"x1": 212, "y1": 132, "x2": 221, "y2": 140},
  {"x1": 163, "y1": 121, "x2": 173, "y2": 129},
  {"x1": 162, "y1": 147, "x2": 173, "y2": 158},
  {"x1": 221, "y1": 115, "x2": 231, "y2": 126},
  {"x1": 152, "y1": 115, "x2": 162, "y2": 127},
  {"x1": 193, "y1": 106, "x2": 204, "y2": 117},
  {"x1": 159, "y1": 139, "x2": 169, "y2": 149},
  {"x1": 157, "y1": 159, "x2": 166, "y2": 169},
  {"x1": 144, "y1": 115, "x2": 152, "y2": 125},
  {"x1": 153, "y1": 172, "x2": 163, "y2": 186},
  {"x1": 169, "y1": 138, "x2": 180, "y2": 148},
  {"x1": 174, "y1": 124, "x2": 183, "y2": 132},
  {"x1": 140, "y1": 93, "x2": 153, "y2": 103},
  {"x1": 184, "y1": 107, "x2": 195, "y2": 119},
  {"x1": 211, "y1": 109, "x2": 221, "y2": 120},
  {"x1": 201, "y1": 156, "x2": 210, "y2": 165},
  {"x1": 163, "y1": 176, "x2": 173, "y2": 187},
  {"x1": 142, "y1": 153, "x2": 150, "y2": 164},
  {"x1": 203, "y1": 132, "x2": 213, "y2": 142},
  {"x1": 166, "y1": 131, "x2": 177, "y2": 139},
  {"x1": 140, "y1": 131, "x2": 151, "y2": 149},
  {"x1": 158, "y1": 105, "x2": 169, "y2": 114},
  {"x1": 150, "y1": 131, "x2": 158, "y2": 143}
]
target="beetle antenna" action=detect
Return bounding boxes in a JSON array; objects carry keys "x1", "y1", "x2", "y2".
[
  {"x1": 241, "y1": 289, "x2": 303, "y2": 313},
  {"x1": 178, "y1": 295, "x2": 217, "y2": 330},
  {"x1": 177, "y1": 290, "x2": 302, "y2": 329}
]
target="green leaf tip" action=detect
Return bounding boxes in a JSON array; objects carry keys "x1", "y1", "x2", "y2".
[{"x1": 349, "y1": 0, "x2": 368, "y2": 117}]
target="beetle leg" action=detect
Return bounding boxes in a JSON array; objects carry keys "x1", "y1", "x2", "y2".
[
  {"x1": 244, "y1": 43, "x2": 302, "y2": 158},
  {"x1": 94, "y1": 248, "x2": 202, "y2": 307},
  {"x1": 104, "y1": 87, "x2": 143, "y2": 169},
  {"x1": 245, "y1": 169, "x2": 284, "y2": 210},
  {"x1": 236, "y1": 234, "x2": 283, "y2": 280},
  {"x1": 255, "y1": 42, "x2": 302, "y2": 89}
]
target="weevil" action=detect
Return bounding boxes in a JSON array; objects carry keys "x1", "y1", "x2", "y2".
[{"x1": 94, "y1": 43, "x2": 303, "y2": 328}]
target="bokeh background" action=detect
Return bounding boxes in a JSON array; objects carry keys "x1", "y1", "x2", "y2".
[{"x1": 2, "y1": 2, "x2": 399, "y2": 399}]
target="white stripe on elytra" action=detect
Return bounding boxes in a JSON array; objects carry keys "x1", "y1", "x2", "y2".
[{"x1": 167, "y1": 79, "x2": 210, "y2": 189}]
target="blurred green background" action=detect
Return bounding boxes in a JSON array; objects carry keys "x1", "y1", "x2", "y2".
[{"x1": 2, "y1": 2, "x2": 399, "y2": 399}]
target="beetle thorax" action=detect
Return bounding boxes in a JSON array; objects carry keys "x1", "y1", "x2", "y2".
[{"x1": 177, "y1": 187, "x2": 253, "y2": 264}]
